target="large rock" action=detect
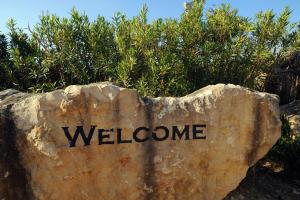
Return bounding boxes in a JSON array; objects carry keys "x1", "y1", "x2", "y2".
[{"x1": 0, "y1": 83, "x2": 281, "y2": 200}]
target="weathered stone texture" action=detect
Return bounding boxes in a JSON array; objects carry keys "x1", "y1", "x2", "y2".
[
  {"x1": 0, "y1": 90, "x2": 33, "y2": 200},
  {"x1": 0, "y1": 83, "x2": 281, "y2": 200}
]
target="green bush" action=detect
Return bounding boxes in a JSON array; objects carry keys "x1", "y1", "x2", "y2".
[{"x1": 0, "y1": 1, "x2": 299, "y2": 96}]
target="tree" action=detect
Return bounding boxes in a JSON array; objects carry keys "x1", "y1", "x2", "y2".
[{"x1": 0, "y1": 32, "x2": 10, "y2": 89}]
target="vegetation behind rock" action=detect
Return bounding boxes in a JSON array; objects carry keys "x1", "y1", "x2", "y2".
[{"x1": 0, "y1": 0, "x2": 299, "y2": 97}]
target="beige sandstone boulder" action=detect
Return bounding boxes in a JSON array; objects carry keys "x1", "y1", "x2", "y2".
[{"x1": 0, "y1": 83, "x2": 281, "y2": 200}]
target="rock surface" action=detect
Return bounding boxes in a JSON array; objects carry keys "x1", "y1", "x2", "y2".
[
  {"x1": 0, "y1": 89, "x2": 33, "y2": 200},
  {"x1": 281, "y1": 100, "x2": 300, "y2": 137},
  {"x1": 0, "y1": 82, "x2": 281, "y2": 200}
]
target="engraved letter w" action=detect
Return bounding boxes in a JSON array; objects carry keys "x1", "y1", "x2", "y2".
[{"x1": 62, "y1": 126, "x2": 96, "y2": 147}]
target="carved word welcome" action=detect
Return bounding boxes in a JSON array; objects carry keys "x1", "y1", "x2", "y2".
[{"x1": 62, "y1": 124, "x2": 206, "y2": 147}]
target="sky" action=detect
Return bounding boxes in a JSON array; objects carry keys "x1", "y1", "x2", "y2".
[{"x1": 0, "y1": 0, "x2": 299, "y2": 33}]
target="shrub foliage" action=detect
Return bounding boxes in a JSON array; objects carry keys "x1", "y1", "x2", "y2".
[{"x1": 0, "y1": 1, "x2": 299, "y2": 96}]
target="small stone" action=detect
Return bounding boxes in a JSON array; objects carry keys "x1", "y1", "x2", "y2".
[
  {"x1": 3, "y1": 171, "x2": 9, "y2": 178},
  {"x1": 293, "y1": 189, "x2": 300, "y2": 195}
]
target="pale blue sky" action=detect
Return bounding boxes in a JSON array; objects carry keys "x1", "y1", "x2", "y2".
[{"x1": 0, "y1": 0, "x2": 299, "y2": 33}]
